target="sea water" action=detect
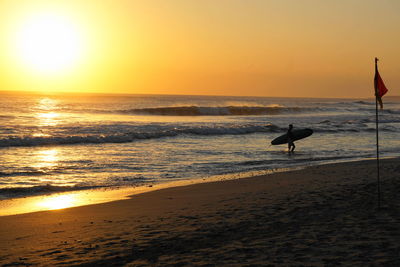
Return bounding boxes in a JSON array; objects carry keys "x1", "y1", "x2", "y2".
[{"x1": 0, "y1": 93, "x2": 399, "y2": 200}]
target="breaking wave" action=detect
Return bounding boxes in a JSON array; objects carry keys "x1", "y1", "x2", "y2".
[
  {"x1": 0, "y1": 118, "x2": 398, "y2": 148},
  {"x1": 0, "y1": 185, "x2": 100, "y2": 199},
  {"x1": 118, "y1": 106, "x2": 315, "y2": 116},
  {"x1": 0, "y1": 124, "x2": 282, "y2": 148}
]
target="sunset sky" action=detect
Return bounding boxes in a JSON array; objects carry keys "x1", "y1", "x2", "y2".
[{"x1": 1, "y1": 0, "x2": 399, "y2": 97}]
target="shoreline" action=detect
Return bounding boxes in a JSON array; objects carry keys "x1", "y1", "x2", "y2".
[
  {"x1": 0, "y1": 155, "x2": 384, "y2": 217},
  {"x1": 0, "y1": 165, "x2": 305, "y2": 217},
  {"x1": 1, "y1": 157, "x2": 400, "y2": 265}
]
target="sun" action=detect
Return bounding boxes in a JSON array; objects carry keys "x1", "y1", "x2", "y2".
[{"x1": 13, "y1": 12, "x2": 84, "y2": 75}]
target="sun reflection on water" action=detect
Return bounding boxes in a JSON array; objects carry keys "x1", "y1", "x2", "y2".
[
  {"x1": 37, "y1": 112, "x2": 59, "y2": 119},
  {"x1": 33, "y1": 148, "x2": 60, "y2": 169},
  {"x1": 37, "y1": 194, "x2": 77, "y2": 210},
  {"x1": 36, "y1": 111, "x2": 60, "y2": 126},
  {"x1": 35, "y1": 98, "x2": 61, "y2": 127},
  {"x1": 36, "y1": 98, "x2": 59, "y2": 110}
]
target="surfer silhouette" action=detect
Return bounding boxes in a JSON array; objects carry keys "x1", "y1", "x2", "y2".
[{"x1": 287, "y1": 124, "x2": 295, "y2": 153}]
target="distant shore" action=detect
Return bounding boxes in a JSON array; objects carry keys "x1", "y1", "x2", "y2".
[{"x1": 1, "y1": 157, "x2": 400, "y2": 266}]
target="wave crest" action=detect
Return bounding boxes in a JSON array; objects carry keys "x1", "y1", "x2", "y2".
[
  {"x1": 0, "y1": 124, "x2": 282, "y2": 147},
  {"x1": 119, "y1": 106, "x2": 308, "y2": 116},
  {"x1": 0, "y1": 185, "x2": 98, "y2": 199}
]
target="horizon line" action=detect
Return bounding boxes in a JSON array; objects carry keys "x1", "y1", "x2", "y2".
[{"x1": 0, "y1": 90, "x2": 392, "y2": 100}]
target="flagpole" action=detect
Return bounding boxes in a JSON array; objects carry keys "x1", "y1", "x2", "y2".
[{"x1": 375, "y1": 57, "x2": 381, "y2": 209}]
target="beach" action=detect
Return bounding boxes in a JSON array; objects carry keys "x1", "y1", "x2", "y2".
[{"x1": 1, "y1": 158, "x2": 400, "y2": 266}]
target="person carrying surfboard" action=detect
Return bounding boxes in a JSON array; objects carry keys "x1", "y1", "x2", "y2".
[
  {"x1": 271, "y1": 126, "x2": 312, "y2": 149},
  {"x1": 287, "y1": 124, "x2": 295, "y2": 153}
]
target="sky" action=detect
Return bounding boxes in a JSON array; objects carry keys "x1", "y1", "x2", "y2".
[{"x1": 0, "y1": 0, "x2": 399, "y2": 98}]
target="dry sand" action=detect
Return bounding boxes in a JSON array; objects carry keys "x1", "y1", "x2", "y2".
[{"x1": 1, "y1": 158, "x2": 400, "y2": 266}]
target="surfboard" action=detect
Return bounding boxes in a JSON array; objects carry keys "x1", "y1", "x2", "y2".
[{"x1": 271, "y1": 128, "x2": 313, "y2": 145}]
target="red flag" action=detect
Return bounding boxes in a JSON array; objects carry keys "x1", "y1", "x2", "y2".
[{"x1": 374, "y1": 59, "x2": 388, "y2": 109}]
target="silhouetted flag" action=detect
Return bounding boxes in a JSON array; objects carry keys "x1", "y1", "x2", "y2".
[{"x1": 374, "y1": 63, "x2": 388, "y2": 109}]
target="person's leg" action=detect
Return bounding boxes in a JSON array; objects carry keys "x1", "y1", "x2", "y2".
[{"x1": 291, "y1": 143, "x2": 296, "y2": 152}]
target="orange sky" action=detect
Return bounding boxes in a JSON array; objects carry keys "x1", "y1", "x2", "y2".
[{"x1": 1, "y1": 0, "x2": 399, "y2": 97}]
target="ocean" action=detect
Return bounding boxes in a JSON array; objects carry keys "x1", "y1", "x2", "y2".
[{"x1": 0, "y1": 93, "x2": 399, "y2": 200}]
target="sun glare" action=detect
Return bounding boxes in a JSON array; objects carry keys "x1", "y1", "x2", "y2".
[
  {"x1": 38, "y1": 194, "x2": 77, "y2": 210},
  {"x1": 13, "y1": 12, "x2": 84, "y2": 75}
]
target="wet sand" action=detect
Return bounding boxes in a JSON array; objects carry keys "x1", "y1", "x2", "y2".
[{"x1": 1, "y1": 158, "x2": 400, "y2": 266}]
